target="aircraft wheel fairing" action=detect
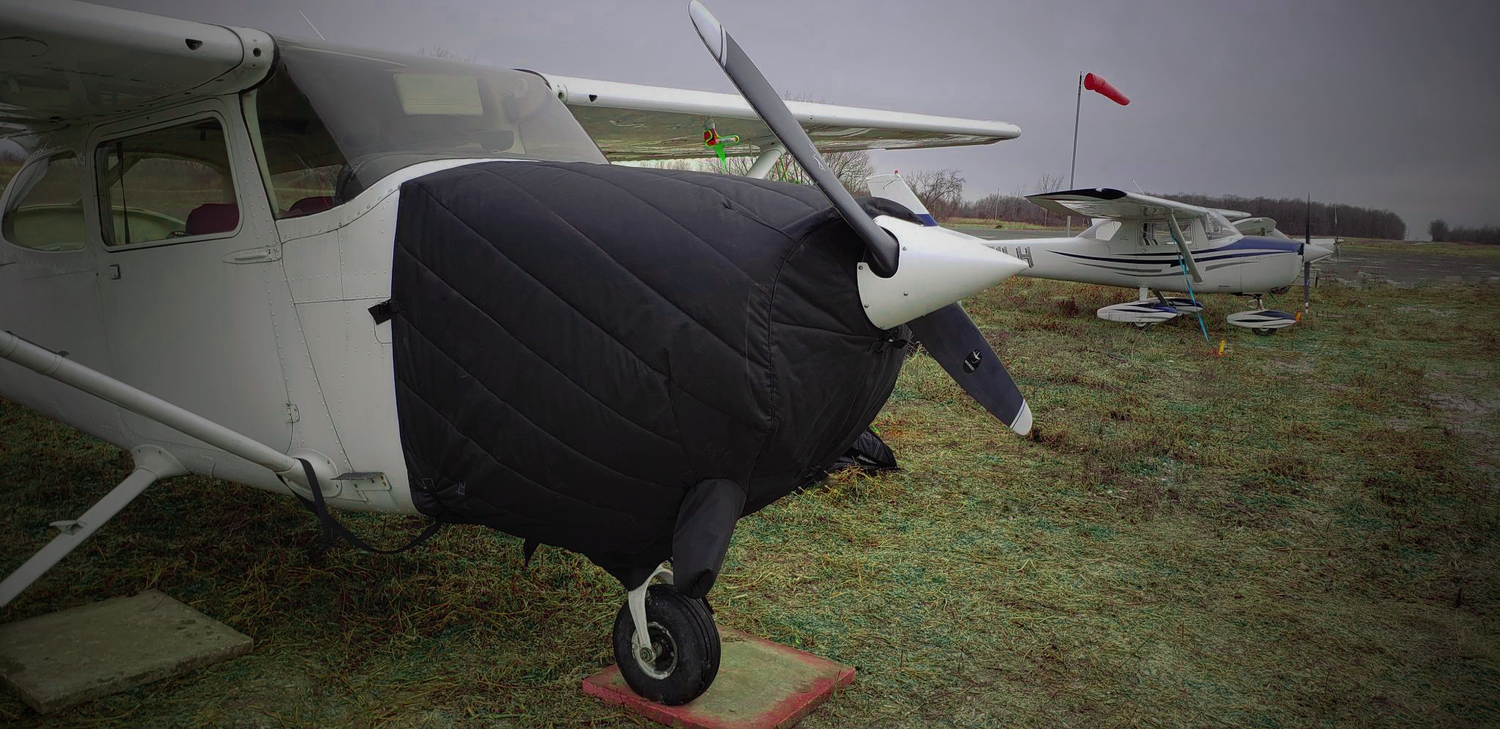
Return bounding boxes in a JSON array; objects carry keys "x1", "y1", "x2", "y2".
[
  {"x1": 612, "y1": 585, "x2": 720, "y2": 705},
  {"x1": 1226, "y1": 308, "x2": 1297, "y2": 333}
]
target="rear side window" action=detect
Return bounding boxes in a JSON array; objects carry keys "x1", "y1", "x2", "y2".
[
  {"x1": 1, "y1": 152, "x2": 86, "y2": 251},
  {"x1": 95, "y1": 118, "x2": 240, "y2": 247}
]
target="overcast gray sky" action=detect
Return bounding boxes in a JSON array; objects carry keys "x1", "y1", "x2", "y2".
[{"x1": 100, "y1": 0, "x2": 1500, "y2": 236}]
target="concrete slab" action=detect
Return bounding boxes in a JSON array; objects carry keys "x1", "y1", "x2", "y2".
[
  {"x1": 0, "y1": 590, "x2": 251, "y2": 714},
  {"x1": 583, "y1": 629, "x2": 854, "y2": 729}
]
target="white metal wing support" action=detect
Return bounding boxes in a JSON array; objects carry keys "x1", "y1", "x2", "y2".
[{"x1": 0, "y1": 330, "x2": 339, "y2": 606}]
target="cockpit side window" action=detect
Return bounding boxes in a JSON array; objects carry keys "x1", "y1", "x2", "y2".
[
  {"x1": 1206, "y1": 212, "x2": 1238, "y2": 239},
  {"x1": 1, "y1": 151, "x2": 86, "y2": 252},
  {"x1": 0, "y1": 140, "x2": 25, "y2": 197},
  {"x1": 1081, "y1": 220, "x2": 1123, "y2": 241},
  {"x1": 94, "y1": 117, "x2": 240, "y2": 247}
]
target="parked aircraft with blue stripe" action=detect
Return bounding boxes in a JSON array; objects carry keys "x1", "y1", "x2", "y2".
[{"x1": 867, "y1": 175, "x2": 1333, "y2": 334}]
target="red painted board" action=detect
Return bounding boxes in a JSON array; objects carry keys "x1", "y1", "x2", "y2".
[{"x1": 583, "y1": 629, "x2": 855, "y2": 729}]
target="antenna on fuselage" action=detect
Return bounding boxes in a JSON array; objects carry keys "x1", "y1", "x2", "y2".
[{"x1": 299, "y1": 10, "x2": 327, "y2": 41}]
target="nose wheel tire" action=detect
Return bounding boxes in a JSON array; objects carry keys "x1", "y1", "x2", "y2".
[
  {"x1": 612, "y1": 585, "x2": 720, "y2": 706},
  {"x1": 1253, "y1": 327, "x2": 1275, "y2": 336},
  {"x1": 1133, "y1": 322, "x2": 1155, "y2": 330}
]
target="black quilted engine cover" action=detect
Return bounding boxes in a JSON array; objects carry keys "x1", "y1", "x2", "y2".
[{"x1": 390, "y1": 161, "x2": 910, "y2": 587}]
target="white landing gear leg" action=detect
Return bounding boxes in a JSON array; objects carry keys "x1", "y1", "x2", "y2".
[
  {"x1": 627, "y1": 564, "x2": 675, "y2": 665},
  {"x1": 612, "y1": 563, "x2": 721, "y2": 705},
  {"x1": 0, "y1": 445, "x2": 185, "y2": 607}
]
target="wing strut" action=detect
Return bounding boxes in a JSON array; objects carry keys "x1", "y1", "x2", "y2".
[
  {"x1": 0, "y1": 446, "x2": 185, "y2": 607},
  {"x1": 745, "y1": 143, "x2": 785, "y2": 179},
  {"x1": 1165, "y1": 214, "x2": 1205, "y2": 283}
]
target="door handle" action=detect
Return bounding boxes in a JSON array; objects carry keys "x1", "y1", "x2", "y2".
[{"x1": 223, "y1": 246, "x2": 282, "y2": 265}]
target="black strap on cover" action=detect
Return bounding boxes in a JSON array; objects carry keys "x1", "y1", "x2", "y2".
[
  {"x1": 368, "y1": 299, "x2": 401, "y2": 325},
  {"x1": 283, "y1": 458, "x2": 442, "y2": 555},
  {"x1": 522, "y1": 538, "x2": 540, "y2": 566}
]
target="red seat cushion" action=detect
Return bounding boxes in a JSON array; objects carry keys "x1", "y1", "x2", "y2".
[
  {"x1": 288, "y1": 196, "x2": 337, "y2": 217},
  {"x1": 184, "y1": 203, "x2": 239, "y2": 236}
]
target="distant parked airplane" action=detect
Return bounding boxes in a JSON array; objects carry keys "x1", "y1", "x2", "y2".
[{"x1": 868, "y1": 174, "x2": 1334, "y2": 334}]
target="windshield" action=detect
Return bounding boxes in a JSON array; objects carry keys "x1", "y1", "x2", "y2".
[
  {"x1": 251, "y1": 40, "x2": 605, "y2": 217},
  {"x1": 1205, "y1": 210, "x2": 1238, "y2": 239}
]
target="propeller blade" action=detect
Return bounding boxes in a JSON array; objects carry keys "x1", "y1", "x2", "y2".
[
  {"x1": 908, "y1": 303, "x2": 1032, "y2": 435},
  {"x1": 1304, "y1": 195, "x2": 1312, "y2": 313},
  {"x1": 688, "y1": 0, "x2": 899, "y2": 277},
  {"x1": 1303, "y1": 260, "x2": 1311, "y2": 314}
]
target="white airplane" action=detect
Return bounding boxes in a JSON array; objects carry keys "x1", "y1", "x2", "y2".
[
  {"x1": 0, "y1": 0, "x2": 1034, "y2": 707},
  {"x1": 868, "y1": 174, "x2": 1335, "y2": 334}
]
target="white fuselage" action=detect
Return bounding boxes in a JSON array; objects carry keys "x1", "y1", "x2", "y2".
[
  {"x1": 976, "y1": 224, "x2": 1304, "y2": 296},
  {"x1": 0, "y1": 95, "x2": 508, "y2": 514}
]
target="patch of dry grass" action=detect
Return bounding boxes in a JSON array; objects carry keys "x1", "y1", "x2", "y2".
[
  {"x1": 1343, "y1": 239, "x2": 1500, "y2": 259},
  {"x1": 1, "y1": 277, "x2": 1497, "y2": 727}
]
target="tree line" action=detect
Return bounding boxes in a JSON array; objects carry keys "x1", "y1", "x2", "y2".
[
  {"x1": 1146, "y1": 192, "x2": 1405, "y2": 241},
  {"x1": 1428, "y1": 219, "x2": 1500, "y2": 245},
  {"x1": 903, "y1": 170, "x2": 1405, "y2": 240}
]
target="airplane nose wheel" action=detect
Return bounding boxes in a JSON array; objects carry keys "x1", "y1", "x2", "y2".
[{"x1": 612, "y1": 583, "x2": 721, "y2": 706}]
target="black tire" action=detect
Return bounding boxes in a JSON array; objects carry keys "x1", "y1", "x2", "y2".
[
  {"x1": 612, "y1": 585, "x2": 720, "y2": 706},
  {"x1": 1253, "y1": 327, "x2": 1275, "y2": 336}
]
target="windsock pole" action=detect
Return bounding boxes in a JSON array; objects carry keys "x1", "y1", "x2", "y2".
[{"x1": 1068, "y1": 73, "x2": 1082, "y2": 236}]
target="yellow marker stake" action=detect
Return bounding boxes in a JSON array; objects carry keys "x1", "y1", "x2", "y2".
[{"x1": 1218, "y1": 339, "x2": 1227, "y2": 356}]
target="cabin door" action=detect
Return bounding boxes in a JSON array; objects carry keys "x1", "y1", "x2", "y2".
[{"x1": 91, "y1": 101, "x2": 293, "y2": 453}]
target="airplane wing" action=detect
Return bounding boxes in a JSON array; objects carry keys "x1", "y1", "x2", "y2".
[
  {"x1": 1025, "y1": 188, "x2": 1217, "y2": 222},
  {"x1": 1025, "y1": 189, "x2": 1254, "y2": 226},
  {"x1": 0, "y1": 0, "x2": 273, "y2": 138},
  {"x1": 536, "y1": 74, "x2": 1021, "y2": 161},
  {"x1": 1028, "y1": 188, "x2": 1212, "y2": 283}
]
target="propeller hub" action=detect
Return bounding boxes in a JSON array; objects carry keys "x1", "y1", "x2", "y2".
[
  {"x1": 856, "y1": 216, "x2": 1028, "y2": 330},
  {"x1": 1303, "y1": 243, "x2": 1334, "y2": 264}
]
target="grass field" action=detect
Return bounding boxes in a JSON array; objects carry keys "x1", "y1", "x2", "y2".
[
  {"x1": 1341, "y1": 239, "x2": 1500, "y2": 259},
  {"x1": 944, "y1": 217, "x2": 1065, "y2": 231},
  {"x1": 1, "y1": 276, "x2": 1497, "y2": 727}
]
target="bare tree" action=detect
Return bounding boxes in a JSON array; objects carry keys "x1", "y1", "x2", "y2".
[
  {"x1": 1432, "y1": 221, "x2": 1500, "y2": 245},
  {"x1": 763, "y1": 148, "x2": 872, "y2": 194},
  {"x1": 1034, "y1": 172, "x2": 1066, "y2": 227},
  {"x1": 902, "y1": 169, "x2": 966, "y2": 220}
]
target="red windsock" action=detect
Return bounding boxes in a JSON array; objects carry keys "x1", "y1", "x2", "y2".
[{"x1": 1083, "y1": 73, "x2": 1130, "y2": 106}]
